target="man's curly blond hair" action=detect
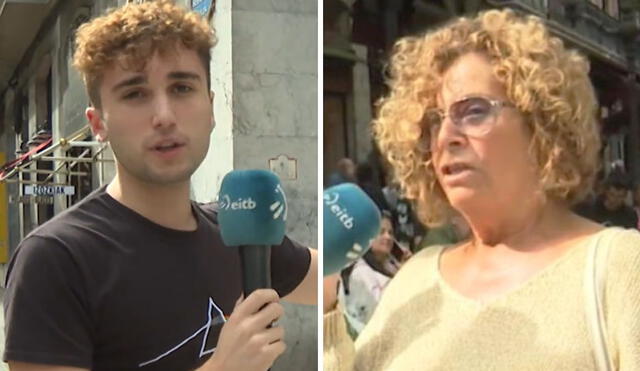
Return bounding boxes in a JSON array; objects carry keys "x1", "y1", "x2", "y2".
[
  {"x1": 73, "y1": 0, "x2": 216, "y2": 108},
  {"x1": 374, "y1": 8, "x2": 600, "y2": 227}
]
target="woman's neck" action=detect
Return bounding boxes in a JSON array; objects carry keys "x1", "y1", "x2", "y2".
[{"x1": 463, "y1": 198, "x2": 572, "y2": 250}]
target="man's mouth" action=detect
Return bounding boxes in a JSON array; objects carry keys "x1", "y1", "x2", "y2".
[
  {"x1": 154, "y1": 142, "x2": 183, "y2": 152},
  {"x1": 151, "y1": 139, "x2": 186, "y2": 152}
]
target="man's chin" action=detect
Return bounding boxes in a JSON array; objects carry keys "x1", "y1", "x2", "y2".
[{"x1": 141, "y1": 167, "x2": 196, "y2": 186}]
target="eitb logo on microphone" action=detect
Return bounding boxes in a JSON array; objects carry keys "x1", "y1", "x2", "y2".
[
  {"x1": 217, "y1": 184, "x2": 287, "y2": 221},
  {"x1": 218, "y1": 195, "x2": 257, "y2": 210},
  {"x1": 270, "y1": 184, "x2": 287, "y2": 221},
  {"x1": 323, "y1": 192, "x2": 354, "y2": 229}
]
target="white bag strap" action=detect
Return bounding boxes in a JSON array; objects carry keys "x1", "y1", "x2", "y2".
[{"x1": 585, "y1": 228, "x2": 620, "y2": 371}]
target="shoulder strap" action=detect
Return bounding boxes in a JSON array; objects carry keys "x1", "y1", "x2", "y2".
[{"x1": 585, "y1": 228, "x2": 619, "y2": 371}]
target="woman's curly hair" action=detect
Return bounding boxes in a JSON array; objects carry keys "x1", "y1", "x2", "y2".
[
  {"x1": 73, "y1": 0, "x2": 216, "y2": 108},
  {"x1": 373, "y1": 8, "x2": 600, "y2": 226}
]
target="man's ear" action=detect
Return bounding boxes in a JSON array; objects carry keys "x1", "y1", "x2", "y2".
[{"x1": 86, "y1": 107, "x2": 108, "y2": 142}]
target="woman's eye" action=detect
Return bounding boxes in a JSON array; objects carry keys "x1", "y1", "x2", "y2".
[{"x1": 464, "y1": 104, "x2": 489, "y2": 117}]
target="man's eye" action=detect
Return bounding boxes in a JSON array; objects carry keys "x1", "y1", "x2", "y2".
[
  {"x1": 123, "y1": 90, "x2": 144, "y2": 100},
  {"x1": 173, "y1": 84, "x2": 194, "y2": 94}
]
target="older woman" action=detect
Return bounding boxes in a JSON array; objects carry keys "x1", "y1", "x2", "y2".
[{"x1": 324, "y1": 8, "x2": 640, "y2": 371}]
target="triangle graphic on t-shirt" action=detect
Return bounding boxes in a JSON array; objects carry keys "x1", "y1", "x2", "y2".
[{"x1": 138, "y1": 297, "x2": 226, "y2": 368}]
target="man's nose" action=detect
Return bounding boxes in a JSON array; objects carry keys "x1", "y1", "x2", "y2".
[{"x1": 151, "y1": 94, "x2": 177, "y2": 130}]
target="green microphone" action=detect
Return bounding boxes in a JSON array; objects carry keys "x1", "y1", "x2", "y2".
[{"x1": 218, "y1": 170, "x2": 287, "y2": 295}]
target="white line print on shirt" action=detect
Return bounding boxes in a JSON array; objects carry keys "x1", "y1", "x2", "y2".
[{"x1": 138, "y1": 297, "x2": 227, "y2": 368}]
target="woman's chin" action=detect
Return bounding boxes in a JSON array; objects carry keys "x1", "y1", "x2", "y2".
[{"x1": 445, "y1": 187, "x2": 484, "y2": 212}]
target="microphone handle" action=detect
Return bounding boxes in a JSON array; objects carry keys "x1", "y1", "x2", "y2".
[{"x1": 240, "y1": 245, "x2": 272, "y2": 296}]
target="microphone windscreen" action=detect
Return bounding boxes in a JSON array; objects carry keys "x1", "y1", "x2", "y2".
[
  {"x1": 323, "y1": 183, "x2": 381, "y2": 276},
  {"x1": 217, "y1": 170, "x2": 287, "y2": 246}
]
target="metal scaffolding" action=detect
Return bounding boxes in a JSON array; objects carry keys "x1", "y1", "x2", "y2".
[{"x1": 0, "y1": 125, "x2": 114, "y2": 186}]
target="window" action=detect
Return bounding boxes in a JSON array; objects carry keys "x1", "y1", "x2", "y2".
[{"x1": 605, "y1": 0, "x2": 619, "y2": 19}]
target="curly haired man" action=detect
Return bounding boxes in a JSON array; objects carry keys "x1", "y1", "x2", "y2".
[{"x1": 4, "y1": 2, "x2": 317, "y2": 371}]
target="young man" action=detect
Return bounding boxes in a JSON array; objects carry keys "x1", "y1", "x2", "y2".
[{"x1": 3, "y1": 2, "x2": 317, "y2": 371}]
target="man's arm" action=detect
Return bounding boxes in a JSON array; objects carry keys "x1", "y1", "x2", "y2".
[
  {"x1": 7, "y1": 363, "x2": 88, "y2": 371},
  {"x1": 282, "y1": 248, "x2": 318, "y2": 305}
]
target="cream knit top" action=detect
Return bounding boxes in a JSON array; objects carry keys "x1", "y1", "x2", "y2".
[{"x1": 324, "y1": 228, "x2": 640, "y2": 371}]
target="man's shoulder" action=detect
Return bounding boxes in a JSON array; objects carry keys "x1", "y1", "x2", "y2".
[
  {"x1": 194, "y1": 201, "x2": 220, "y2": 225},
  {"x1": 24, "y1": 187, "x2": 114, "y2": 246}
]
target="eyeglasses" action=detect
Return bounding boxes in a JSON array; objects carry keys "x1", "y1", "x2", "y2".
[{"x1": 423, "y1": 96, "x2": 516, "y2": 151}]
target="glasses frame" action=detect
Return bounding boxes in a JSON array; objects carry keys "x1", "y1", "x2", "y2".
[{"x1": 423, "y1": 96, "x2": 516, "y2": 152}]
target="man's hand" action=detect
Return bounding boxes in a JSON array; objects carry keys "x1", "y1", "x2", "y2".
[{"x1": 204, "y1": 289, "x2": 286, "y2": 371}]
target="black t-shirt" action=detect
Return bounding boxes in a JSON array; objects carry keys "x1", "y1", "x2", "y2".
[{"x1": 3, "y1": 186, "x2": 311, "y2": 371}]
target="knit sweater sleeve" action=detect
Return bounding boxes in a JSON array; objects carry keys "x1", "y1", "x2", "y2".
[
  {"x1": 352, "y1": 246, "x2": 443, "y2": 370},
  {"x1": 323, "y1": 306, "x2": 355, "y2": 371},
  {"x1": 605, "y1": 228, "x2": 640, "y2": 370}
]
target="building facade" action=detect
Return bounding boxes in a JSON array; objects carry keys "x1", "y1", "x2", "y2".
[{"x1": 324, "y1": 0, "x2": 640, "y2": 189}]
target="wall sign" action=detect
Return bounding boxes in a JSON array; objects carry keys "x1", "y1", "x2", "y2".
[
  {"x1": 269, "y1": 154, "x2": 298, "y2": 180},
  {"x1": 24, "y1": 185, "x2": 75, "y2": 196}
]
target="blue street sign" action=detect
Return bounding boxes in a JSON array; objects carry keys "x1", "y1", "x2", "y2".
[{"x1": 191, "y1": 0, "x2": 213, "y2": 17}]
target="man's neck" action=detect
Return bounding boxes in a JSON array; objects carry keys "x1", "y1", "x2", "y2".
[{"x1": 106, "y1": 173, "x2": 197, "y2": 231}]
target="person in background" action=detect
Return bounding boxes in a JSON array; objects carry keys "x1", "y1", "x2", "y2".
[
  {"x1": 337, "y1": 211, "x2": 409, "y2": 338},
  {"x1": 327, "y1": 157, "x2": 357, "y2": 187},
  {"x1": 382, "y1": 182, "x2": 426, "y2": 251},
  {"x1": 580, "y1": 176, "x2": 638, "y2": 229},
  {"x1": 355, "y1": 162, "x2": 389, "y2": 211}
]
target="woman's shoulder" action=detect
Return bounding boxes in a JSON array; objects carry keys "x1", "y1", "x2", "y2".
[
  {"x1": 597, "y1": 227, "x2": 640, "y2": 255},
  {"x1": 399, "y1": 244, "x2": 444, "y2": 273},
  {"x1": 596, "y1": 228, "x2": 640, "y2": 330},
  {"x1": 378, "y1": 245, "x2": 446, "y2": 298},
  {"x1": 600, "y1": 227, "x2": 640, "y2": 277}
]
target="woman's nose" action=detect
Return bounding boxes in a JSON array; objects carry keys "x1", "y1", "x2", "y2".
[{"x1": 433, "y1": 116, "x2": 466, "y2": 152}]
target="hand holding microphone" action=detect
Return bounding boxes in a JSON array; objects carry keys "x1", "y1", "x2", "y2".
[
  {"x1": 208, "y1": 289, "x2": 285, "y2": 371},
  {"x1": 205, "y1": 170, "x2": 288, "y2": 371}
]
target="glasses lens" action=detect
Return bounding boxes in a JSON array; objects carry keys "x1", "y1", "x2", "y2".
[
  {"x1": 450, "y1": 97, "x2": 493, "y2": 135},
  {"x1": 418, "y1": 109, "x2": 442, "y2": 152}
]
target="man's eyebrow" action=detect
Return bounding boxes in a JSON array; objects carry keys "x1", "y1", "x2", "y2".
[
  {"x1": 111, "y1": 75, "x2": 147, "y2": 93},
  {"x1": 168, "y1": 71, "x2": 202, "y2": 81}
]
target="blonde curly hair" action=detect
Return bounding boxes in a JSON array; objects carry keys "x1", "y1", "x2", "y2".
[
  {"x1": 373, "y1": 8, "x2": 601, "y2": 227},
  {"x1": 73, "y1": 0, "x2": 216, "y2": 108}
]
